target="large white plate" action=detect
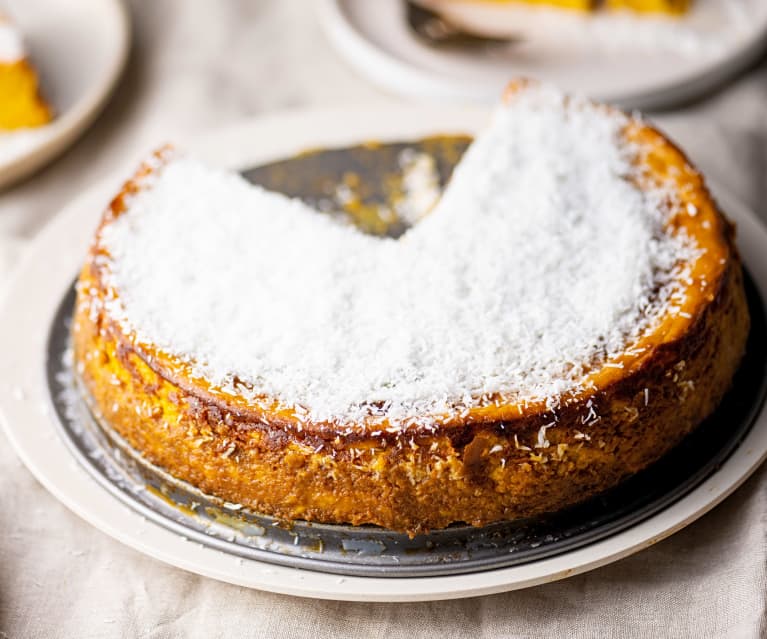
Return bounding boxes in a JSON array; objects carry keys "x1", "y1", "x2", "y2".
[
  {"x1": 1, "y1": 106, "x2": 766, "y2": 602},
  {"x1": 317, "y1": 0, "x2": 767, "y2": 109},
  {"x1": 0, "y1": 0, "x2": 130, "y2": 189}
]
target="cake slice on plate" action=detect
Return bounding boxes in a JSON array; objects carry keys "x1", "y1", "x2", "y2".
[
  {"x1": 0, "y1": 13, "x2": 52, "y2": 130},
  {"x1": 437, "y1": 0, "x2": 691, "y2": 13},
  {"x1": 605, "y1": 0, "x2": 690, "y2": 13}
]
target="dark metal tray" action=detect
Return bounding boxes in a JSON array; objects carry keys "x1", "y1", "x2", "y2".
[{"x1": 45, "y1": 139, "x2": 767, "y2": 578}]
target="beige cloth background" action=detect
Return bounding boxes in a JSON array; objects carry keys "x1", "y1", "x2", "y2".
[{"x1": 1, "y1": 2, "x2": 767, "y2": 637}]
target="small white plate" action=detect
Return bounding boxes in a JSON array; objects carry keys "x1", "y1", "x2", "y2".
[
  {"x1": 317, "y1": 0, "x2": 767, "y2": 109},
  {"x1": 1, "y1": 106, "x2": 766, "y2": 601},
  {"x1": 0, "y1": 0, "x2": 130, "y2": 189}
]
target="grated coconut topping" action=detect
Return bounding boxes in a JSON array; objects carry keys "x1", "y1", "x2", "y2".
[{"x1": 97, "y1": 86, "x2": 697, "y2": 428}]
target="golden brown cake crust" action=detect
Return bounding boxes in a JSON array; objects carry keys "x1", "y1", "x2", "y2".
[{"x1": 73, "y1": 91, "x2": 750, "y2": 536}]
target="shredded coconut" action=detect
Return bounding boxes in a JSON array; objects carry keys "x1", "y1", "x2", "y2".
[
  {"x1": 535, "y1": 423, "x2": 556, "y2": 449},
  {"x1": 395, "y1": 149, "x2": 441, "y2": 226},
  {"x1": 0, "y1": 16, "x2": 24, "y2": 62},
  {"x1": 97, "y1": 85, "x2": 697, "y2": 428}
]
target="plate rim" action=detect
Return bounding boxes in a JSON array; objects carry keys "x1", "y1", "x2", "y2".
[
  {"x1": 0, "y1": 0, "x2": 131, "y2": 189},
  {"x1": 1, "y1": 106, "x2": 767, "y2": 601},
  {"x1": 316, "y1": 0, "x2": 767, "y2": 110}
]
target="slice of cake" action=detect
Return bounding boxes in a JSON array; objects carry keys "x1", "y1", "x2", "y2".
[
  {"x1": 606, "y1": 0, "x2": 690, "y2": 13},
  {"x1": 0, "y1": 13, "x2": 52, "y2": 130},
  {"x1": 74, "y1": 81, "x2": 748, "y2": 535},
  {"x1": 479, "y1": 0, "x2": 598, "y2": 11},
  {"x1": 434, "y1": 0, "x2": 691, "y2": 13}
]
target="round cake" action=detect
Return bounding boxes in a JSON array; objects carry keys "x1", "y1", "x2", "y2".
[{"x1": 73, "y1": 81, "x2": 750, "y2": 535}]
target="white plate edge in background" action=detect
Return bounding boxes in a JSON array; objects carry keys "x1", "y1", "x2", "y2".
[
  {"x1": 0, "y1": 0, "x2": 130, "y2": 189},
  {"x1": 316, "y1": 0, "x2": 767, "y2": 109}
]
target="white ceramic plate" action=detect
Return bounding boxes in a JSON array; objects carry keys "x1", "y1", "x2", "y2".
[
  {"x1": 0, "y1": 0, "x2": 130, "y2": 189},
  {"x1": 1, "y1": 106, "x2": 766, "y2": 602},
  {"x1": 317, "y1": 0, "x2": 767, "y2": 109}
]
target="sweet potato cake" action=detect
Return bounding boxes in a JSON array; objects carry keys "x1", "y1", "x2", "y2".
[
  {"x1": 426, "y1": 1, "x2": 691, "y2": 14},
  {"x1": 73, "y1": 82, "x2": 749, "y2": 535},
  {"x1": 0, "y1": 14, "x2": 52, "y2": 130}
]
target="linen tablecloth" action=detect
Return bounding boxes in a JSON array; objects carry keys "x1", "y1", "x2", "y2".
[{"x1": 1, "y1": 2, "x2": 766, "y2": 637}]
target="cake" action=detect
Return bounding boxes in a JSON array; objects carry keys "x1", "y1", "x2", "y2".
[
  {"x1": 0, "y1": 13, "x2": 52, "y2": 130},
  {"x1": 73, "y1": 81, "x2": 749, "y2": 535},
  {"x1": 478, "y1": 0, "x2": 598, "y2": 10},
  {"x1": 605, "y1": 0, "x2": 690, "y2": 13},
  {"x1": 460, "y1": 0, "x2": 691, "y2": 13}
]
